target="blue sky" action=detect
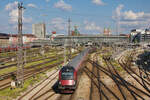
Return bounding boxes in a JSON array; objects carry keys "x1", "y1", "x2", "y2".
[{"x1": 0, "y1": 0, "x2": 150, "y2": 35}]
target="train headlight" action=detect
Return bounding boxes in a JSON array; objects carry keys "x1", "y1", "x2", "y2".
[
  {"x1": 73, "y1": 81, "x2": 76, "y2": 85},
  {"x1": 59, "y1": 82, "x2": 61, "y2": 84}
]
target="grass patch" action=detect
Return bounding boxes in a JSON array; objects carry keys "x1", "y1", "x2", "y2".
[
  {"x1": 0, "y1": 72, "x2": 46, "y2": 100},
  {"x1": 0, "y1": 56, "x2": 66, "y2": 99},
  {"x1": 0, "y1": 51, "x2": 60, "y2": 75},
  {"x1": 0, "y1": 48, "x2": 39, "y2": 58},
  {"x1": 0, "y1": 53, "x2": 77, "y2": 100},
  {"x1": 111, "y1": 60, "x2": 124, "y2": 72},
  {"x1": 0, "y1": 51, "x2": 78, "y2": 76},
  {"x1": 0, "y1": 57, "x2": 59, "y2": 76}
]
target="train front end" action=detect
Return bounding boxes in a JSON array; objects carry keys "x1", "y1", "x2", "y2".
[{"x1": 58, "y1": 66, "x2": 77, "y2": 93}]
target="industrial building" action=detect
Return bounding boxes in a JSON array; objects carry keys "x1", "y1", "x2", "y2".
[
  {"x1": 32, "y1": 23, "x2": 46, "y2": 38},
  {"x1": 130, "y1": 29, "x2": 150, "y2": 42},
  {"x1": 0, "y1": 33, "x2": 37, "y2": 46}
]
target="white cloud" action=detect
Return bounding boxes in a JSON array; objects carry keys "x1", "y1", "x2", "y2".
[
  {"x1": 113, "y1": 4, "x2": 150, "y2": 21},
  {"x1": 84, "y1": 20, "x2": 102, "y2": 32},
  {"x1": 5, "y1": 1, "x2": 18, "y2": 11},
  {"x1": 120, "y1": 21, "x2": 139, "y2": 26},
  {"x1": 45, "y1": 0, "x2": 50, "y2": 2},
  {"x1": 112, "y1": 4, "x2": 124, "y2": 20},
  {"x1": 5, "y1": 1, "x2": 32, "y2": 24},
  {"x1": 27, "y1": 3, "x2": 37, "y2": 8},
  {"x1": 92, "y1": 0, "x2": 105, "y2": 5},
  {"x1": 112, "y1": 4, "x2": 150, "y2": 31},
  {"x1": 9, "y1": 9, "x2": 18, "y2": 23},
  {"x1": 116, "y1": 4, "x2": 124, "y2": 17},
  {"x1": 121, "y1": 11, "x2": 150, "y2": 27},
  {"x1": 54, "y1": 0, "x2": 72, "y2": 11},
  {"x1": 123, "y1": 10, "x2": 144, "y2": 20},
  {"x1": 50, "y1": 17, "x2": 66, "y2": 31},
  {"x1": 8, "y1": 8, "x2": 32, "y2": 24},
  {"x1": 120, "y1": 20, "x2": 150, "y2": 27}
]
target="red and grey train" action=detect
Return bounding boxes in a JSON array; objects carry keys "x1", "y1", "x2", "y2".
[
  {"x1": 0, "y1": 45, "x2": 31, "y2": 53},
  {"x1": 58, "y1": 48, "x2": 90, "y2": 93}
]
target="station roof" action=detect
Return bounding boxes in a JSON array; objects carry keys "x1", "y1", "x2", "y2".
[{"x1": 0, "y1": 33, "x2": 9, "y2": 39}]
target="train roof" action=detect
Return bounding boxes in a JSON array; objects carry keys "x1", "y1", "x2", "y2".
[{"x1": 67, "y1": 48, "x2": 89, "y2": 70}]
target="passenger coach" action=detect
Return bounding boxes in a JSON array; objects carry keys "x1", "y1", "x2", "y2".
[{"x1": 58, "y1": 48, "x2": 90, "y2": 93}]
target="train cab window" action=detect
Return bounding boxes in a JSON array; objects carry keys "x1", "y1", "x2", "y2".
[{"x1": 61, "y1": 72, "x2": 74, "y2": 80}]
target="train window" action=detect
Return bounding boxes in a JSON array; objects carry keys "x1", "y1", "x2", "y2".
[{"x1": 61, "y1": 72, "x2": 74, "y2": 80}]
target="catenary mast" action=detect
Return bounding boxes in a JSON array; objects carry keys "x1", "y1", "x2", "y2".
[{"x1": 16, "y1": 2, "x2": 25, "y2": 87}]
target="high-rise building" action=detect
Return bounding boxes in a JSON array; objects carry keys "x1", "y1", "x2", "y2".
[{"x1": 32, "y1": 23, "x2": 46, "y2": 38}]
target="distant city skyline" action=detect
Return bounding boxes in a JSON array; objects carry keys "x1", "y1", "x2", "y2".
[{"x1": 0, "y1": 0, "x2": 150, "y2": 35}]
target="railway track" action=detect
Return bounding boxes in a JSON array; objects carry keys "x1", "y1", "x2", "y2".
[
  {"x1": 0, "y1": 46, "x2": 59, "y2": 58},
  {"x1": 0, "y1": 53, "x2": 64, "y2": 80},
  {"x1": 57, "y1": 94, "x2": 73, "y2": 100},
  {"x1": 89, "y1": 61, "x2": 94, "y2": 100},
  {"x1": 0, "y1": 48, "x2": 39, "y2": 59},
  {"x1": 118, "y1": 54, "x2": 150, "y2": 94},
  {"x1": 84, "y1": 66, "x2": 111, "y2": 100},
  {"x1": 104, "y1": 58, "x2": 133, "y2": 100},
  {"x1": 0, "y1": 60, "x2": 63, "y2": 91},
  {"x1": 0, "y1": 49, "x2": 60, "y2": 65},
  {"x1": 89, "y1": 53, "x2": 101, "y2": 100},
  {"x1": 0, "y1": 55, "x2": 62, "y2": 90},
  {"x1": 18, "y1": 52, "x2": 83, "y2": 100},
  {"x1": 0, "y1": 52, "x2": 79, "y2": 91},
  {"x1": 0, "y1": 53, "x2": 62, "y2": 70},
  {"x1": 87, "y1": 57, "x2": 150, "y2": 100},
  {"x1": 0, "y1": 51, "x2": 78, "y2": 77},
  {"x1": 18, "y1": 69, "x2": 59, "y2": 100}
]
